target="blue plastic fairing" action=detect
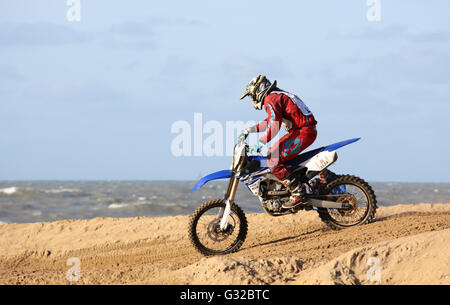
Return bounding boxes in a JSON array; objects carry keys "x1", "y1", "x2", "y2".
[
  {"x1": 192, "y1": 170, "x2": 232, "y2": 191},
  {"x1": 323, "y1": 138, "x2": 361, "y2": 152}
]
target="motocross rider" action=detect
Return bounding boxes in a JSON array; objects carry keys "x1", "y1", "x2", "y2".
[{"x1": 240, "y1": 75, "x2": 317, "y2": 208}]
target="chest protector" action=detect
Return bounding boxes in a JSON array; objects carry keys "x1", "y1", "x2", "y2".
[
  {"x1": 271, "y1": 91, "x2": 313, "y2": 116},
  {"x1": 270, "y1": 91, "x2": 314, "y2": 131}
]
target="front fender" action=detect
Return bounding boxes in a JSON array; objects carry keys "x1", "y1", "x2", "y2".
[{"x1": 192, "y1": 170, "x2": 233, "y2": 191}]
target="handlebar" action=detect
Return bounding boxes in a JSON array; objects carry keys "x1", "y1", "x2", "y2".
[
  {"x1": 237, "y1": 133, "x2": 263, "y2": 156},
  {"x1": 237, "y1": 133, "x2": 248, "y2": 146}
]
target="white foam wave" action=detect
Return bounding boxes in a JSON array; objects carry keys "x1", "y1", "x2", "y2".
[
  {"x1": 0, "y1": 187, "x2": 18, "y2": 195},
  {"x1": 107, "y1": 201, "x2": 188, "y2": 210},
  {"x1": 44, "y1": 188, "x2": 80, "y2": 194},
  {"x1": 108, "y1": 203, "x2": 131, "y2": 209},
  {"x1": 164, "y1": 202, "x2": 189, "y2": 208},
  {"x1": 0, "y1": 221, "x2": 7, "y2": 225},
  {"x1": 107, "y1": 201, "x2": 150, "y2": 209}
]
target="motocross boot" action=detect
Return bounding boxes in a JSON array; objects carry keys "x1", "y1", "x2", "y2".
[{"x1": 281, "y1": 177, "x2": 305, "y2": 208}]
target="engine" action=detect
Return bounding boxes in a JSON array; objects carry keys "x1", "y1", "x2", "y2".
[
  {"x1": 260, "y1": 180, "x2": 289, "y2": 212},
  {"x1": 264, "y1": 198, "x2": 283, "y2": 212}
]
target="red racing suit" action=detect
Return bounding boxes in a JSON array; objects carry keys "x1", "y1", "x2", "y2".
[{"x1": 249, "y1": 91, "x2": 317, "y2": 180}]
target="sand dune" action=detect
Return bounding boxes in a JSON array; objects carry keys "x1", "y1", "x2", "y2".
[
  {"x1": 292, "y1": 228, "x2": 450, "y2": 285},
  {"x1": 0, "y1": 203, "x2": 449, "y2": 284}
]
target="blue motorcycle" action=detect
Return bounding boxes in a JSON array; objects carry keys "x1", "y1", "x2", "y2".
[{"x1": 189, "y1": 134, "x2": 377, "y2": 256}]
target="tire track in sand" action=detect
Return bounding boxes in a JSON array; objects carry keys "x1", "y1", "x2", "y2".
[{"x1": 0, "y1": 208, "x2": 449, "y2": 284}]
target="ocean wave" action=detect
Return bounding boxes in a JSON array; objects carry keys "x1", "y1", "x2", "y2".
[
  {"x1": 44, "y1": 188, "x2": 81, "y2": 194},
  {"x1": 0, "y1": 221, "x2": 7, "y2": 225},
  {"x1": 108, "y1": 203, "x2": 132, "y2": 209},
  {"x1": 0, "y1": 187, "x2": 19, "y2": 195},
  {"x1": 107, "y1": 201, "x2": 190, "y2": 211},
  {"x1": 0, "y1": 186, "x2": 86, "y2": 197},
  {"x1": 108, "y1": 201, "x2": 149, "y2": 209},
  {"x1": 164, "y1": 202, "x2": 189, "y2": 208}
]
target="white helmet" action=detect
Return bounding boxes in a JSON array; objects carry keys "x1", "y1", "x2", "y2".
[{"x1": 240, "y1": 75, "x2": 277, "y2": 110}]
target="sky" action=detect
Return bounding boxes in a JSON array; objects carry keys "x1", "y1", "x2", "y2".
[{"x1": 0, "y1": 0, "x2": 449, "y2": 182}]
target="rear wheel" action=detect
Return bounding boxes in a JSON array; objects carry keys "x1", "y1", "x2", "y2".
[
  {"x1": 188, "y1": 199, "x2": 248, "y2": 256},
  {"x1": 317, "y1": 175, "x2": 377, "y2": 230}
]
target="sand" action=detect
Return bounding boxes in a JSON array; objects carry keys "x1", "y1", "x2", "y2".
[{"x1": 0, "y1": 203, "x2": 449, "y2": 285}]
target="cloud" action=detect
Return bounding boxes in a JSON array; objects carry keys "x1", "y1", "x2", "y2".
[
  {"x1": 159, "y1": 56, "x2": 193, "y2": 78},
  {"x1": 145, "y1": 16, "x2": 207, "y2": 28},
  {"x1": 107, "y1": 21, "x2": 154, "y2": 37},
  {"x1": 412, "y1": 30, "x2": 450, "y2": 43},
  {"x1": 0, "y1": 21, "x2": 155, "y2": 50},
  {"x1": 328, "y1": 24, "x2": 407, "y2": 40},
  {"x1": 0, "y1": 17, "x2": 205, "y2": 50},
  {"x1": 99, "y1": 36, "x2": 156, "y2": 51},
  {"x1": 0, "y1": 65, "x2": 25, "y2": 82},
  {"x1": 0, "y1": 22, "x2": 90, "y2": 46},
  {"x1": 20, "y1": 81, "x2": 131, "y2": 106},
  {"x1": 122, "y1": 60, "x2": 141, "y2": 71},
  {"x1": 101, "y1": 21, "x2": 155, "y2": 50},
  {"x1": 344, "y1": 48, "x2": 450, "y2": 92},
  {"x1": 221, "y1": 54, "x2": 290, "y2": 79},
  {"x1": 0, "y1": 65, "x2": 26, "y2": 98},
  {"x1": 306, "y1": 46, "x2": 450, "y2": 132},
  {"x1": 328, "y1": 24, "x2": 450, "y2": 43},
  {"x1": 313, "y1": 46, "x2": 450, "y2": 95}
]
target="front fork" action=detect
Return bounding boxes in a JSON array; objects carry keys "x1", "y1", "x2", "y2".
[{"x1": 219, "y1": 160, "x2": 243, "y2": 230}]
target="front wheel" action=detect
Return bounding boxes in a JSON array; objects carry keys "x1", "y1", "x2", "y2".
[
  {"x1": 188, "y1": 199, "x2": 248, "y2": 256},
  {"x1": 317, "y1": 175, "x2": 377, "y2": 230}
]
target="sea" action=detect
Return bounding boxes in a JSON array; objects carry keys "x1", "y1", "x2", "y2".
[{"x1": 0, "y1": 181, "x2": 449, "y2": 224}]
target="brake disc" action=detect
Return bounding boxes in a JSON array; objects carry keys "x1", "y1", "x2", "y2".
[
  {"x1": 206, "y1": 219, "x2": 234, "y2": 242},
  {"x1": 336, "y1": 194, "x2": 358, "y2": 215}
]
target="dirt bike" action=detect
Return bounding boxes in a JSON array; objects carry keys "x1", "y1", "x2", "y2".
[{"x1": 188, "y1": 134, "x2": 377, "y2": 256}]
